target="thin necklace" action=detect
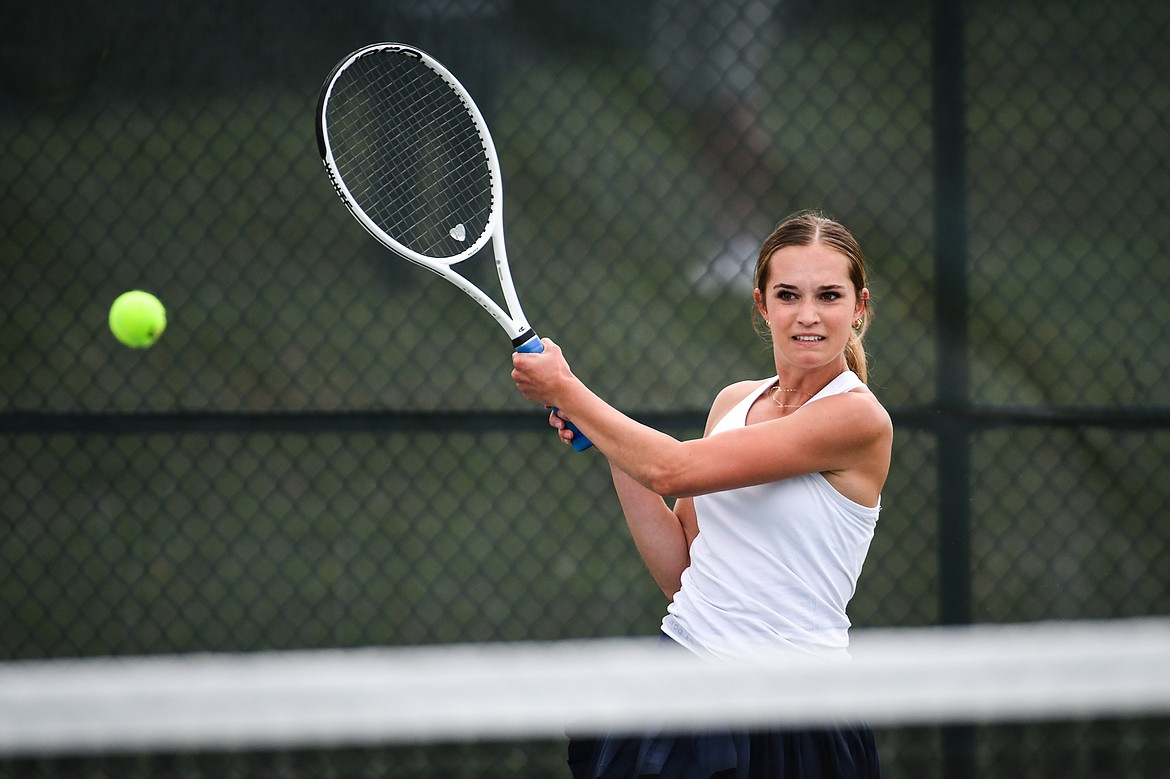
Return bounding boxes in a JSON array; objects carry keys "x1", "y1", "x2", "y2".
[{"x1": 771, "y1": 384, "x2": 812, "y2": 409}]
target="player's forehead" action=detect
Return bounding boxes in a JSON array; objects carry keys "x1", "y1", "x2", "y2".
[{"x1": 764, "y1": 243, "x2": 852, "y2": 289}]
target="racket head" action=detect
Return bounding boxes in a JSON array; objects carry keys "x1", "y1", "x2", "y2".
[{"x1": 316, "y1": 43, "x2": 502, "y2": 267}]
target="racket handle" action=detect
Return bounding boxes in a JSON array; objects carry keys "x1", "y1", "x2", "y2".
[{"x1": 513, "y1": 335, "x2": 593, "y2": 452}]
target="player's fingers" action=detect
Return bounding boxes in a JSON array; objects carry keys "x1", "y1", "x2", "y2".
[
  {"x1": 551, "y1": 410, "x2": 577, "y2": 445},
  {"x1": 510, "y1": 367, "x2": 535, "y2": 399}
]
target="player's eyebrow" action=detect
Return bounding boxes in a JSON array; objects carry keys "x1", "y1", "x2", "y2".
[{"x1": 771, "y1": 282, "x2": 846, "y2": 291}]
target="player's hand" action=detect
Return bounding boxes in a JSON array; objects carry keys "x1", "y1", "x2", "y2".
[
  {"x1": 549, "y1": 408, "x2": 577, "y2": 446},
  {"x1": 511, "y1": 338, "x2": 571, "y2": 407}
]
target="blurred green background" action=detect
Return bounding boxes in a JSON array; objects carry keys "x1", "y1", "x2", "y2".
[{"x1": 2, "y1": 0, "x2": 1168, "y2": 776}]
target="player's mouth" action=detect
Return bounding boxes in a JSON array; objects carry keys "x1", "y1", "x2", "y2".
[{"x1": 793, "y1": 335, "x2": 825, "y2": 342}]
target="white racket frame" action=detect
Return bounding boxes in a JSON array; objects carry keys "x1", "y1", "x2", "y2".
[{"x1": 317, "y1": 42, "x2": 535, "y2": 346}]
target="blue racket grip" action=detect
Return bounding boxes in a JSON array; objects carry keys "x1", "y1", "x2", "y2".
[{"x1": 513, "y1": 334, "x2": 593, "y2": 452}]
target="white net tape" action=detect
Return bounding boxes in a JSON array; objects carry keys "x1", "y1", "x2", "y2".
[{"x1": 2, "y1": 618, "x2": 1168, "y2": 757}]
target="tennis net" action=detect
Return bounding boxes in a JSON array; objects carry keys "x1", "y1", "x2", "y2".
[{"x1": 2, "y1": 618, "x2": 1169, "y2": 777}]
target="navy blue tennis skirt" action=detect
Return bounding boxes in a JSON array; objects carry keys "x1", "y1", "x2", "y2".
[
  {"x1": 568, "y1": 723, "x2": 881, "y2": 779},
  {"x1": 566, "y1": 636, "x2": 881, "y2": 779}
]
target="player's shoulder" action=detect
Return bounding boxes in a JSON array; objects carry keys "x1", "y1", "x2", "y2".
[
  {"x1": 713, "y1": 378, "x2": 771, "y2": 405},
  {"x1": 703, "y1": 378, "x2": 773, "y2": 434},
  {"x1": 824, "y1": 384, "x2": 893, "y2": 438}
]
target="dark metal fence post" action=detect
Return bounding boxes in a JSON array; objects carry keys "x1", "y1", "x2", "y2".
[
  {"x1": 933, "y1": 0, "x2": 974, "y2": 776},
  {"x1": 933, "y1": 0, "x2": 971, "y2": 633}
]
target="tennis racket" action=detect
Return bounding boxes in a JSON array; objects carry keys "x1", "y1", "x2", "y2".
[{"x1": 315, "y1": 42, "x2": 591, "y2": 451}]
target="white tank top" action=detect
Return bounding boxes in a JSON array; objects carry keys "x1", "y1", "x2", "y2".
[{"x1": 661, "y1": 371, "x2": 880, "y2": 660}]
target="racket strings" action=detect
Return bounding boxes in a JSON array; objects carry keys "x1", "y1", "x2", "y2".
[{"x1": 327, "y1": 52, "x2": 495, "y2": 260}]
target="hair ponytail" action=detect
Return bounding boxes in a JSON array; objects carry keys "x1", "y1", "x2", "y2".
[{"x1": 845, "y1": 330, "x2": 868, "y2": 383}]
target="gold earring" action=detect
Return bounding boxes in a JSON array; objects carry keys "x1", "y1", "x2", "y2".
[{"x1": 853, "y1": 318, "x2": 863, "y2": 330}]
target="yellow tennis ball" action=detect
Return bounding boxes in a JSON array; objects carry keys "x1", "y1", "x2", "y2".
[{"x1": 109, "y1": 290, "x2": 167, "y2": 348}]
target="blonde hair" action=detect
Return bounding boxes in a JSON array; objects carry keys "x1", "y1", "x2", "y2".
[{"x1": 751, "y1": 210, "x2": 872, "y2": 382}]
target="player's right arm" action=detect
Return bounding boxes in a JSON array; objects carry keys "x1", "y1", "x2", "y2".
[
  {"x1": 600, "y1": 380, "x2": 757, "y2": 599},
  {"x1": 608, "y1": 466, "x2": 694, "y2": 599}
]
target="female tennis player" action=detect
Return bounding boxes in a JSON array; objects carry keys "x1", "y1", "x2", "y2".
[{"x1": 512, "y1": 210, "x2": 891, "y2": 778}]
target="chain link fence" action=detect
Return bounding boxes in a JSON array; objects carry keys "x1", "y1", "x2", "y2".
[{"x1": 2, "y1": 0, "x2": 1169, "y2": 776}]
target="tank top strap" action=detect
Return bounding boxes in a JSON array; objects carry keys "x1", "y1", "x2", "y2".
[
  {"x1": 711, "y1": 378, "x2": 776, "y2": 434},
  {"x1": 807, "y1": 370, "x2": 863, "y2": 404}
]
